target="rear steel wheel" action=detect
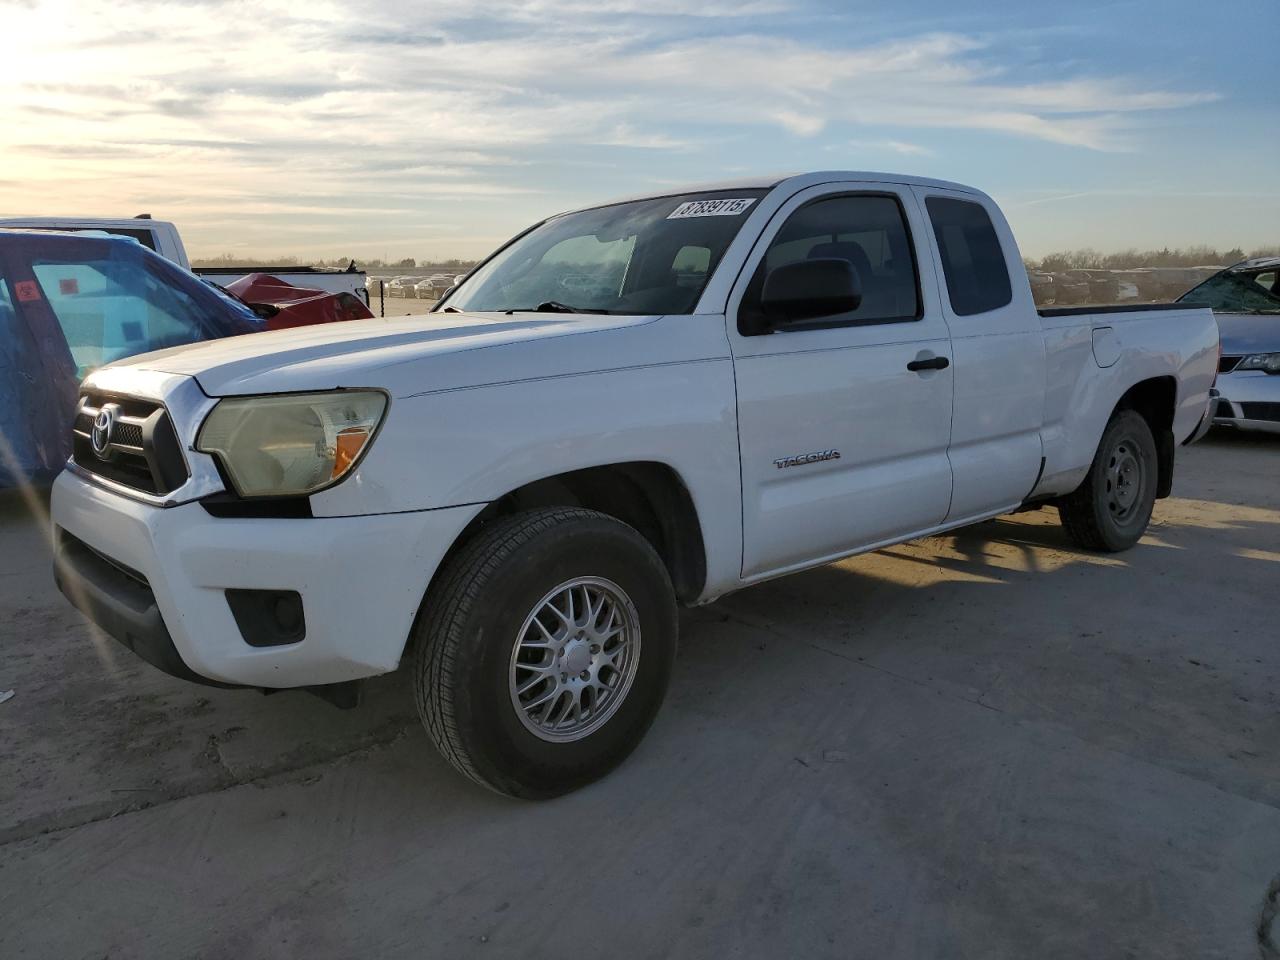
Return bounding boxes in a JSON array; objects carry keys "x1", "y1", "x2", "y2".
[
  {"x1": 1104, "y1": 439, "x2": 1144, "y2": 523},
  {"x1": 1059, "y1": 409, "x2": 1158, "y2": 552}
]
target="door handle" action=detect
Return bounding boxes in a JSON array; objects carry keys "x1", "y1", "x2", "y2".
[{"x1": 907, "y1": 355, "x2": 950, "y2": 371}]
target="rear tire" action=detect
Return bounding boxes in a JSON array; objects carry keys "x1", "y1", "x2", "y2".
[
  {"x1": 413, "y1": 508, "x2": 677, "y2": 799},
  {"x1": 1058, "y1": 409, "x2": 1158, "y2": 552}
]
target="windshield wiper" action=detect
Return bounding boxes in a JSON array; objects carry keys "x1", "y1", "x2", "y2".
[{"x1": 504, "y1": 301, "x2": 591, "y2": 315}]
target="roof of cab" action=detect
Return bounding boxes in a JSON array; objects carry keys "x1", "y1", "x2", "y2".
[{"x1": 555, "y1": 170, "x2": 983, "y2": 218}]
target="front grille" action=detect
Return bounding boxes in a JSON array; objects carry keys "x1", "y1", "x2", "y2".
[
  {"x1": 1219, "y1": 355, "x2": 1241, "y2": 374},
  {"x1": 111, "y1": 420, "x2": 145, "y2": 449},
  {"x1": 72, "y1": 390, "x2": 190, "y2": 496},
  {"x1": 1239, "y1": 402, "x2": 1280, "y2": 423}
]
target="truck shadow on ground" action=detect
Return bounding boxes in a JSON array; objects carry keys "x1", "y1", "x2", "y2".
[
  {"x1": 1201, "y1": 426, "x2": 1280, "y2": 450},
  {"x1": 122, "y1": 492, "x2": 1280, "y2": 816}
]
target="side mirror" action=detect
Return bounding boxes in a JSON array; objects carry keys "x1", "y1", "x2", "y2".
[{"x1": 761, "y1": 258, "x2": 862, "y2": 325}]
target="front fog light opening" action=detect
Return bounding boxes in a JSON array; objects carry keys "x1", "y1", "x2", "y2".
[{"x1": 226, "y1": 589, "x2": 306, "y2": 647}]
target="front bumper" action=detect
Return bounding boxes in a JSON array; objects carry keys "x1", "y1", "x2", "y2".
[
  {"x1": 1213, "y1": 371, "x2": 1280, "y2": 435},
  {"x1": 51, "y1": 469, "x2": 481, "y2": 688}
]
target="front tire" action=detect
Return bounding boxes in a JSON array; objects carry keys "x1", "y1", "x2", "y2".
[
  {"x1": 413, "y1": 508, "x2": 677, "y2": 799},
  {"x1": 1058, "y1": 409, "x2": 1158, "y2": 552}
]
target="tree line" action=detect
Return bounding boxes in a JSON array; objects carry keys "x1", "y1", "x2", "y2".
[{"x1": 1026, "y1": 244, "x2": 1280, "y2": 273}]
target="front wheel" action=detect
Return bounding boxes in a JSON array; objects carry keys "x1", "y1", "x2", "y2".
[
  {"x1": 413, "y1": 508, "x2": 677, "y2": 798},
  {"x1": 1058, "y1": 409, "x2": 1158, "y2": 552}
]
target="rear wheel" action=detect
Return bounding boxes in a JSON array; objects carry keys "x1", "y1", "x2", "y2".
[
  {"x1": 413, "y1": 508, "x2": 677, "y2": 798},
  {"x1": 1058, "y1": 409, "x2": 1158, "y2": 552}
]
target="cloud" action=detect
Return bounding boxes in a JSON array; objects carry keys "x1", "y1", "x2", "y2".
[
  {"x1": 845, "y1": 139, "x2": 935, "y2": 157},
  {"x1": 0, "y1": 0, "x2": 1219, "y2": 257}
]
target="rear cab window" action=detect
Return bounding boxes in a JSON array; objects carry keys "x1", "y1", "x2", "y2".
[{"x1": 925, "y1": 196, "x2": 1012, "y2": 316}]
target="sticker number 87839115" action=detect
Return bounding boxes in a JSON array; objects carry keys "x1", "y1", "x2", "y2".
[{"x1": 667, "y1": 198, "x2": 757, "y2": 219}]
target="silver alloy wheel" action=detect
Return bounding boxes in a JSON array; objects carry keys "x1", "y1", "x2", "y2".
[
  {"x1": 508, "y1": 576, "x2": 642, "y2": 743},
  {"x1": 1105, "y1": 437, "x2": 1143, "y2": 522}
]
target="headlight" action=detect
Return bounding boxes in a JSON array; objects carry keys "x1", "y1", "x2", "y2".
[
  {"x1": 1237, "y1": 353, "x2": 1280, "y2": 374},
  {"x1": 197, "y1": 390, "x2": 388, "y2": 497}
]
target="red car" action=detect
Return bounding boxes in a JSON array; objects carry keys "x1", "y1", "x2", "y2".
[{"x1": 221, "y1": 272, "x2": 373, "y2": 329}]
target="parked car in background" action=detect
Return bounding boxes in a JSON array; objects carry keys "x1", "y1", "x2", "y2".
[
  {"x1": 1050, "y1": 272, "x2": 1090, "y2": 305},
  {"x1": 1064, "y1": 270, "x2": 1119, "y2": 304},
  {"x1": 1112, "y1": 272, "x2": 1142, "y2": 301},
  {"x1": 1157, "y1": 267, "x2": 1216, "y2": 300},
  {"x1": 1027, "y1": 271, "x2": 1056, "y2": 305},
  {"x1": 0, "y1": 216, "x2": 369, "y2": 305},
  {"x1": 1179, "y1": 257, "x2": 1280, "y2": 434},
  {"x1": 385, "y1": 276, "x2": 423, "y2": 297},
  {"x1": 0, "y1": 230, "x2": 260, "y2": 488},
  {"x1": 220, "y1": 273, "x2": 373, "y2": 329},
  {"x1": 407, "y1": 275, "x2": 459, "y2": 299},
  {"x1": 1129, "y1": 268, "x2": 1167, "y2": 301},
  {"x1": 51, "y1": 171, "x2": 1216, "y2": 798}
]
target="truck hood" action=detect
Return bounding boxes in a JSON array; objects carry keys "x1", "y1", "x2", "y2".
[
  {"x1": 1216, "y1": 312, "x2": 1280, "y2": 356},
  {"x1": 105, "y1": 311, "x2": 666, "y2": 397}
]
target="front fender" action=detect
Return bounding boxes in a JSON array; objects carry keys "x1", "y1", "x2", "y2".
[{"x1": 311, "y1": 358, "x2": 744, "y2": 600}]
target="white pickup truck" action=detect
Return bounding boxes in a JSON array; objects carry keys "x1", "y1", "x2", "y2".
[
  {"x1": 0, "y1": 215, "x2": 368, "y2": 303},
  {"x1": 50, "y1": 172, "x2": 1219, "y2": 798}
]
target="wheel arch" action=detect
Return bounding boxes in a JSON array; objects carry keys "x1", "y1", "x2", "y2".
[
  {"x1": 437, "y1": 461, "x2": 708, "y2": 605},
  {"x1": 1113, "y1": 375, "x2": 1177, "y2": 499}
]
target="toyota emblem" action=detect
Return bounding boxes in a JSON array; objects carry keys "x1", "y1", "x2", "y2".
[{"x1": 90, "y1": 403, "x2": 121, "y2": 460}]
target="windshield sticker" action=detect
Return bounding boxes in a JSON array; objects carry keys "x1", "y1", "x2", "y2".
[
  {"x1": 14, "y1": 280, "x2": 41, "y2": 303},
  {"x1": 59, "y1": 278, "x2": 79, "y2": 295},
  {"x1": 667, "y1": 198, "x2": 757, "y2": 219}
]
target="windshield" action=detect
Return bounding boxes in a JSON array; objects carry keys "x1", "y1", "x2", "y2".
[
  {"x1": 443, "y1": 190, "x2": 768, "y2": 315},
  {"x1": 24, "y1": 240, "x2": 260, "y2": 379},
  {"x1": 1178, "y1": 269, "x2": 1280, "y2": 315}
]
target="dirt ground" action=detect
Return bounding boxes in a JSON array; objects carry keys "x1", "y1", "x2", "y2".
[
  {"x1": 368, "y1": 293, "x2": 440, "y2": 318},
  {"x1": 1, "y1": 431, "x2": 1278, "y2": 959}
]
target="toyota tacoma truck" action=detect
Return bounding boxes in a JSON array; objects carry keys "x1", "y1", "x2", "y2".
[{"x1": 49, "y1": 172, "x2": 1219, "y2": 798}]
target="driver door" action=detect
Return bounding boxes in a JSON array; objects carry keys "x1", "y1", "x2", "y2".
[{"x1": 727, "y1": 183, "x2": 956, "y2": 579}]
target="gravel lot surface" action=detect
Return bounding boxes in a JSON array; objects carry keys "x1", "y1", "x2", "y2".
[{"x1": 1, "y1": 431, "x2": 1277, "y2": 959}]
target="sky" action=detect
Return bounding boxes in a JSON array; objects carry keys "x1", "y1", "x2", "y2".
[{"x1": 0, "y1": 0, "x2": 1275, "y2": 262}]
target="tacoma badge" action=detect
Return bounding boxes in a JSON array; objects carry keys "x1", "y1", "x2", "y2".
[{"x1": 773, "y1": 449, "x2": 841, "y2": 469}]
